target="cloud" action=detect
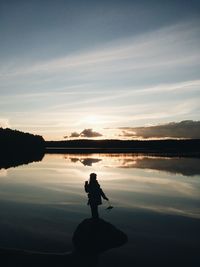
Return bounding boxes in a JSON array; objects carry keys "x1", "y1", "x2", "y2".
[
  {"x1": 119, "y1": 120, "x2": 200, "y2": 139},
  {"x1": 65, "y1": 128, "x2": 103, "y2": 139},
  {"x1": 64, "y1": 131, "x2": 80, "y2": 138},
  {"x1": 70, "y1": 132, "x2": 80, "y2": 138},
  {"x1": 80, "y1": 128, "x2": 103, "y2": 138},
  {"x1": 1, "y1": 20, "x2": 200, "y2": 140},
  {"x1": 2, "y1": 20, "x2": 199, "y2": 79}
]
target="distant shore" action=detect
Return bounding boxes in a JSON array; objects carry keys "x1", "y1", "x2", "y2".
[{"x1": 45, "y1": 139, "x2": 200, "y2": 157}]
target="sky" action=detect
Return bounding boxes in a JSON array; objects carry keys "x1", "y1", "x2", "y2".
[{"x1": 0, "y1": 0, "x2": 200, "y2": 140}]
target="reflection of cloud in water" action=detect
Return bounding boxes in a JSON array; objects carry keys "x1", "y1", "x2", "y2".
[
  {"x1": 119, "y1": 157, "x2": 200, "y2": 176},
  {"x1": 80, "y1": 158, "x2": 102, "y2": 166},
  {"x1": 65, "y1": 155, "x2": 102, "y2": 166},
  {"x1": 70, "y1": 158, "x2": 79, "y2": 163},
  {"x1": 122, "y1": 201, "x2": 200, "y2": 219},
  {"x1": 108, "y1": 179, "x2": 200, "y2": 218},
  {"x1": 1, "y1": 153, "x2": 200, "y2": 222},
  {"x1": 65, "y1": 154, "x2": 200, "y2": 176},
  {"x1": 106, "y1": 175, "x2": 199, "y2": 200}
]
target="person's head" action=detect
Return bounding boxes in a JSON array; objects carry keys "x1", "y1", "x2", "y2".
[{"x1": 89, "y1": 173, "x2": 97, "y2": 184}]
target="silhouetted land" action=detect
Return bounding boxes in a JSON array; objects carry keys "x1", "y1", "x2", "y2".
[
  {"x1": 46, "y1": 139, "x2": 200, "y2": 156},
  {"x1": 0, "y1": 128, "x2": 45, "y2": 169},
  {"x1": 1, "y1": 127, "x2": 200, "y2": 170}
]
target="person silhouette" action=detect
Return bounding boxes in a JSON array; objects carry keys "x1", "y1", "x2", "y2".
[{"x1": 84, "y1": 173, "x2": 109, "y2": 219}]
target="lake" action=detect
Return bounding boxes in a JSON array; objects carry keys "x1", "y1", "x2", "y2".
[{"x1": 0, "y1": 153, "x2": 200, "y2": 266}]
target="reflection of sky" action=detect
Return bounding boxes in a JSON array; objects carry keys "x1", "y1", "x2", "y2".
[
  {"x1": 0, "y1": 154, "x2": 199, "y2": 219},
  {"x1": 65, "y1": 153, "x2": 200, "y2": 176},
  {"x1": 0, "y1": 153, "x2": 200, "y2": 262}
]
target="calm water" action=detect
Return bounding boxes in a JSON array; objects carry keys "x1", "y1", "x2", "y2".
[{"x1": 0, "y1": 153, "x2": 200, "y2": 266}]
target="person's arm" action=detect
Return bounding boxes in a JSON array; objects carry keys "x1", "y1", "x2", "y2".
[
  {"x1": 100, "y1": 188, "x2": 109, "y2": 200},
  {"x1": 84, "y1": 181, "x2": 89, "y2": 192}
]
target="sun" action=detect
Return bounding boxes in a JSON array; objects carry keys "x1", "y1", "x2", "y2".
[{"x1": 83, "y1": 115, "x2": 100, "y2": 125}]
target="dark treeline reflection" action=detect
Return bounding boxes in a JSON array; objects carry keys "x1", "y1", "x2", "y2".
[
  {"x1": 65, "y1": 154, "x2": 200, "y2": 176},
  {"x1": 0, "y1": 218, "x2": 127, "y2": 267},
  {"x1": 0, "y1": 128, "x2": 45, "y2": 169},
  {"x1": 0, "y1": 152, "x2": 44, "y2": 169}
]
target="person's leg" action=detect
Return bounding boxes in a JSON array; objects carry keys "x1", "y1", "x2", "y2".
[{"x1": 90, "y1": 204, "x2": 99, "y2": 219}]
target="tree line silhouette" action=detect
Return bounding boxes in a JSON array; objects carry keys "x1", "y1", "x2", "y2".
[
  {"x1": 46, "y1": 139, "x2": 200, "y2": 155},
  {"x1": 0, "y1": 128, "x2": 45, "y2": 169}
]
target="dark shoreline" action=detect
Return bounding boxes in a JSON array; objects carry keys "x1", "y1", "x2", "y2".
[{"x1": 45, "y1": 139, "x2": 200, "y2": 156}]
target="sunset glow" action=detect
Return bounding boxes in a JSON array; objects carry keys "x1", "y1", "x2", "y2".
[{"x1": 0, "y1": 0, "x2": 199, "y2": 140}]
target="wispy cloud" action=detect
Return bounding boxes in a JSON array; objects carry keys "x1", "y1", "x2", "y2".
[{"x1": 1, "y1": 20, "x2": 199, "y2": 79}]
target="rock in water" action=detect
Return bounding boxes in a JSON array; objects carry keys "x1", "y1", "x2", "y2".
[{"x1": 72, "y1": 218, "x2": 128, "y2": 253}]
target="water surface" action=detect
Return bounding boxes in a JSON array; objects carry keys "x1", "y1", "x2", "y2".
[{"x1": 0, "y1": 153, "x2": 199, "y2": 266}]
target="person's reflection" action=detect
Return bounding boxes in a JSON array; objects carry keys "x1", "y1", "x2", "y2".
[{"x1": 84, "y1": 173, "x2": 109, "y2": 219}]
